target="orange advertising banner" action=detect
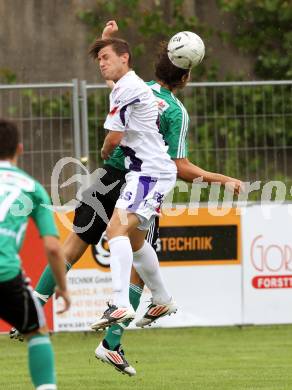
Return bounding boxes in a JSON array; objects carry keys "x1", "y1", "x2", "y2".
[
  {"x1": 158, "y1": 207, "x2": 241, "y2": 266},
  {"x1": 55, "y1": 207, "x2": 241, "y2": 271}
]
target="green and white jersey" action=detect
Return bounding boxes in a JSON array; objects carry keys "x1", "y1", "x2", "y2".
[
  {"x1": 147, "y1": 80, "x2": 189, "y2": 159},
  {"x1": 105, "y1": 80, "x2": 189, "y2": 170},
  {"x1": 0, "y1": 161, "x2": 58, "y2": 282}
]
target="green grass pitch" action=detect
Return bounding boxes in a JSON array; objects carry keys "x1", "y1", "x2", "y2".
[{"x1": 1, "y1": 326, "x2": 292, "y2": 389}]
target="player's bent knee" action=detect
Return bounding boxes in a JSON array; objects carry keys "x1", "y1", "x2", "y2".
[
  {"x1": 63, "y1": 233, "x2": 88, "y2": 265},
  {"x1": 130, "y1": 229, "x2": 147, "y2": 252},
  {"x1": 24, "y1": 325, "x2": 49, "y2": 340},
  {"x1": 106, "y1": 224, "x2": 125, "y2": 240},
  {"x1": 130, "y1": 267, "x2": 144, "y2": 287}
]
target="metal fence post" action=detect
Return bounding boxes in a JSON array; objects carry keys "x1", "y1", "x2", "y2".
[
  {"x1": 72, "y1": 78, "x2": 81, "y2": 166},
  {"x1": 80, "y1": 80, "x2": 89, "y2": 170}
]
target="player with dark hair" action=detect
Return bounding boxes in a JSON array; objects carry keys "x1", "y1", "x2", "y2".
[
  {"x1": 21, "y1": 21, "x2": 242, "y2": 376},
  {"x1": 0, "y1": 119, "x2": 70, "y2": 389},
  {"x1": 94, "y1": 21, "x2": 243, "y2": 374}
]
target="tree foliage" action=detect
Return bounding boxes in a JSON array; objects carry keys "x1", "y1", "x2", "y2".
[
  {"x1": 77, "y1": 0, "x2": 292, "y2": 201},
  {"x1": 218, "y1": 0, "x2": 292, "y2": 79},
  {"x1": 2, "y1": 1, "x2": 291, "y2": 202},
  {"x1": 77, "y1": 0, "x2": 210, "y2": 79}
]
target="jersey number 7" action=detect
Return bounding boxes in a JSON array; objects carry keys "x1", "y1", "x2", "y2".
[{"x1": 0, "y1": 185, "x2": 21, "y2": 222}]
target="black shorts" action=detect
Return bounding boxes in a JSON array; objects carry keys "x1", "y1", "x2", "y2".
[
  {"x1": 73, "y1": 164, "x2": 159, "y2": 249},
  {"x1": 0, "y1": 272, "x2": 45, "y2": 333}
]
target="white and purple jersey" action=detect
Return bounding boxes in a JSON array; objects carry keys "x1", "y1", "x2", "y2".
[{"x1": 104, "y1": 71, "x2": 176, "y2": 176}]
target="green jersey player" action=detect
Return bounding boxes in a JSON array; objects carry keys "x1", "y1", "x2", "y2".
[
  {"x1": 32, "y1": 21, "x2": 243, "y2": 376},
  {"x1": 0, "y1": 119, "x2": 70, "y2": 390}
]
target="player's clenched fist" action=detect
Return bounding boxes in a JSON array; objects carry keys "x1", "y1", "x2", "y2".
[{"x1": 102, "y1": 20, "x2": 118, "y2": 39}]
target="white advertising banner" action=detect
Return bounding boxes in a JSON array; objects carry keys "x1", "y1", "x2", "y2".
[
  {"x1": 146, "y1": 265, "x2": 242, "y2": 327},
  {"x1": 53, "y1": 269, "x2": 112, "y2": 332},
  {"x1": 53, "y1": 265, "x2": 242, "y2": 331},
  {"x1": 242, "y1": 204, "x2": 292, "y2": 324}
]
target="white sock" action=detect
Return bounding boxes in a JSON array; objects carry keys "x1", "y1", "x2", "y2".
[
  {"x1": 133, "y1": 241, "x2": 171, "y2": 304},
  {"x1": 108, "y1": 236, "x2": 133, "y2": 308}
]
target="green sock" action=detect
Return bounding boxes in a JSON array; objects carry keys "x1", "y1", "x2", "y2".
[
  {"x1": 35, "y1": 261, "x2": 72, "y2": 306},
  {"x1": 104, "y1": 283, "x2": 143, "y2": 350},
  {"x1": 28, "y1": 334, "x2": 56, "y2": 389}
]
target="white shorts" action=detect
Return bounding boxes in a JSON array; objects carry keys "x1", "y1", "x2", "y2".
[{"x1": 115, "y1": 171, "x2": 176, "y2": 230}]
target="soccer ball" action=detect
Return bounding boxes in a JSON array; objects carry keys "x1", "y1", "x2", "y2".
[{"x1": 167, "y1": 31, "x2": 205, "y2": 69}]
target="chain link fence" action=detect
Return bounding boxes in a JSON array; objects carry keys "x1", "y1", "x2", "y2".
[
  {"x1": 82, "y1": 80, "x2": 292, "y2": 201},
  {"x1": 182, "y1": 81, "x2": 292, "y2": 183},
  {"x1": 0, "y1": 81, "x2": 81, "y2": 201},
  {"x1": 1, "y1": 80, "x2": 291, "y2": 202}
]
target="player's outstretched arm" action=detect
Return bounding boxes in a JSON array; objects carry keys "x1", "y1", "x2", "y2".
[
  {"x1": 175, "y1": 157, "x2": 243, "y2": 195},
  {"x1": 43, "y1": 236, "x2": 71, "y2": 313}
]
